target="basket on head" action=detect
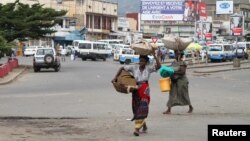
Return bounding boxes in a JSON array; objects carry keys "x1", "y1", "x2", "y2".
[
  {"x1": 130, "y1": 40, "x2": 156, "y2": 55},
  {"x1": 162, "y1": 36, "x2": 192, "y2": 51}
]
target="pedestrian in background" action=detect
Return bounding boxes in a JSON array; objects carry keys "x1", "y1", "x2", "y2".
[
  {"x1": 201, "y1": 49, "x2": 206, "y2": 62},
  {"x1": 191, "y1": 49, "x2": 195, "y2": 63},
  {"x1": 161, "y1": 49, "x2": 166, "y2": 62},
  {"x1": 157, "y1": 48, "x2": 162, "y2": 63},
  {"x1": 71, "y1": 49, "x2": 76, "y2": 61},
  {"x1": 61, "y1": 46, "x2": 67, "y2": 62},
  {"x1": 196, "y1": 50, "x2": 200, "y2": 64},
  {"x1": 163, "y1": 50, "x2": 193, "y2": 114},
  {"x1": 112, "y1": 51, "x2": 161, "y2": 136}
]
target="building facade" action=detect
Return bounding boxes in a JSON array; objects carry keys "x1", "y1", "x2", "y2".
[
  {"x1": 139, "y1": 0, "x2": 250, "y2": 41},
  {"x1": 204, "y1": 0, "x2": 250, "y2": 41},
  {"x1": 0, "y1": 0, "x2": 118, "y2": 41}
]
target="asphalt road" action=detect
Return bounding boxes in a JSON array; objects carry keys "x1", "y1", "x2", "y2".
[{"x1": 0, "y1": 56, "x2": 249, "y2": 141}]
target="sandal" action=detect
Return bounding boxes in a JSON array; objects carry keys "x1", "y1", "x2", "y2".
[
  {"x1": 133, "y1": 131, "x2": 139, "y2": 136},
  {"x1": 162, "y1": 111, "x2": 171, "y2": 114}
]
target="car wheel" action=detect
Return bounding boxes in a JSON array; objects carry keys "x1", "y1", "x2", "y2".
[
  {"x1": 44, "y1": 54, "x2": 54, "y2": 65},
  {"x1": 120, "y1": 61, "x2": 124, "y2": 64},
  {"x1": 82, "y1": 57, "x2": 86, "y2": 61},
  {"x1": 125, "y1": 59, "x2": 131, "y2": 64},
  {"x1": 103, "y1": 58, "x2": 106, "y2": 61},
  {"x1": 34, "y1": 67, "x2": 40, "y2": 72}
]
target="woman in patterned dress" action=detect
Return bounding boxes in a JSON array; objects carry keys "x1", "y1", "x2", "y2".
[
  {"x1": 112, "y1": 51, "x2": 161, "y2": 136},
  {"x1": 163, "y1": 50, "x2": 193, "y2": 114}
]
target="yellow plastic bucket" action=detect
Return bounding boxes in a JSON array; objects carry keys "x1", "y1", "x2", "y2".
[{"x1": 159, "y1": 78, "x2": 171, "y2": 92}]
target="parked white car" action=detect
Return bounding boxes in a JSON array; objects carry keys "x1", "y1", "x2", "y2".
[
  {"x1": 77, "y1": 40, "x2": 111, "y2": 61},
  {"x1": 113, "y1": 45, "x2": 130, "y2": 61},
  {"x1": 24, "y1": 46, "x2": 42, "y2": 56}
]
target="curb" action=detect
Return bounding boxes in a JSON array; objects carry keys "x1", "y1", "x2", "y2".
[
  {"x1": 0, "y1": 65, "x2": 28, "y2": 85},
  {"x1": 188, "y1": 60, "x2": 250, "y2": 69},
  {"x1": 193, "y1": 66, "x2": 250, "y2": 73}
]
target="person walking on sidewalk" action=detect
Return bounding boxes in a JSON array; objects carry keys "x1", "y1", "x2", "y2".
[
  {"x1": 61, "y1": 46, "x2": 67, "y2": 62},
  {"x1": 163, "y1": 50, "x2": 193, "y2": 114},
  {"x1": 112, "y1": 51, "x2": 161, "y2": 136}
]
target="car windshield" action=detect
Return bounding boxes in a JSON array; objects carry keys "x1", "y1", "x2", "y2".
[
  {"x1": 36, "y1": 49, "x2": 54, "y2": 55},
  {"x1": 209, "y1": 45, "x2": 222, "y2": 51},
  {"x1": 122, "y1": 49, "x2": 133, "y2": 54}
]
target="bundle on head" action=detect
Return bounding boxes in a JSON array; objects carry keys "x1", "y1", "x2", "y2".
[{"x1": 162, "y1": 36, "x2": 192, "y2": 51}]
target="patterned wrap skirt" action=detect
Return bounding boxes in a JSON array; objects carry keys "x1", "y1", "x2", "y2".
[{"x1": 131, "y1": 82, "x2": 150, "y2": 121}]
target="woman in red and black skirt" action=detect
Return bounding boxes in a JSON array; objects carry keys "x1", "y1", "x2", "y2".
[{"x1": 112, "y1": 52, "x2": 161, "y2": 136}]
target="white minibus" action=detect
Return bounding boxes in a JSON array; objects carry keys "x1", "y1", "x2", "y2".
[
  {"x1": 98, "y1": 39, "x2": 124, "y2": 45},
  {"x1": 77, "y1": 40, "x2": 111, "y2": 61},
  {"x1": 208, "y1": 43, "x2": 234, "y2": 62}
]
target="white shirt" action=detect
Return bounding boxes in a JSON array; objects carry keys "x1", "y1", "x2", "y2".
[
  {"x1": 61, "y1": 48, "x2": 67, "y2": 55},
  {"x1": 124, "y1": 65, "x2": 156, "y2": 82}
]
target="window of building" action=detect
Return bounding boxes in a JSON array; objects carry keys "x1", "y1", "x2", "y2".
[
  {"x1": 86, "y1": 15, "x2": 93, "y2": 28},
  {"x1": 149, "y1": 25, "x2": 160, "y2": 29},
  {"x1": 90, "y1": 15, "x2": 93, "y2": 28},
  {"x1": 94, "y1": 16, "x2": 101, "y2": 29},
  {"x1": 118, "y1": 27, "x2": 123, "y2": 31},
  {"x1": 102, "y1": 17, "x2": 107, "y2": 29},
  {"x1": 57, "y1": 0, "x2": 62, "y2": 4},
  {"x1": 107, "y1": 17, "x2": 111, "y2": 30}
]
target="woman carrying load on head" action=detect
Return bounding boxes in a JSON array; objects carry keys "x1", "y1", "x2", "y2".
[
  {"x1": 163, "y1": 50, "x2": 193, "y2": 114},
  {"x1": 112, "y1": 49, "x2": 161, "y2": 136}
]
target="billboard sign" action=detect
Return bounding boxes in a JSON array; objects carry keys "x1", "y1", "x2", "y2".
[
  {"x1": 230, "y1": 15, "x2": 244, "y2": 36},
  {"x1": 216, "y1": 1, "x2": 233, "y2": 14},
  {"x1": 202, "y1": 22, "x2": 212, "y2": 41},
  {"x1": 140, "y1": 0, "x2": 194, "y2": 21},
  {"x1": 196, "y1": 22, "x2": 202, "y2": 40},
  {"x1": 198, "y1": 2, "x2": 207, "y2": 21},
  {"x1": 196, "y1": 21, "x2": 212, "y2": 41},
  {"x1": 118, "y1": 17, "x2": 130, "y2": 28}
]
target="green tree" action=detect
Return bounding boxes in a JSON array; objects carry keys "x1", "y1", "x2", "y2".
[
  {"x1": 0, "y1": 0, "x2": 67, "y2": 43},
  {"x1": 0, "y1": 35, "x2": 16, "y2": 55}
]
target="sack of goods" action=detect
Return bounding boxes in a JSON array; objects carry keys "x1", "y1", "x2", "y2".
[
  {"x1": 159, "y1": 65, "x2": 175, "y2": 78},
  {"x1": 113, "y1": 70, "x2": 137, "y2": 94},
  {"x1": 130, "y1": 40, "x2": 156, "y2": 55},
  {"x1": 162, "y1": 36, "x2": 192, "y2": 51}
]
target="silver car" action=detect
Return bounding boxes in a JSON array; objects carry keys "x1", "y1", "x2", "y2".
[{"x1": 33, "y1": 47, "x2": 61, "y2": 72}]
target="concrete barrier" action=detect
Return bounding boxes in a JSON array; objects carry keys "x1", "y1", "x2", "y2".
[{"x1": 0, "y1": 58, "x2": 19, "y2": 78}]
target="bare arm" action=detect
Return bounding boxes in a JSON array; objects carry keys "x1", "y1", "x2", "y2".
[{"x1": 152, "y1": 49, "x2": 161, "y2": 70}]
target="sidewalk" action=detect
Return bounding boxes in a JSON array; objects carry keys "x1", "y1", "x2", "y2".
[
  {"x1": 0, "y1": 65, "x2": 28, "y2": 85},
  {"x1": 161, "y1": 59, "x2": 250, "y2": 73},
  {"x1": 0, "y1": 57, "x2": 28, "y2": 85}
]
